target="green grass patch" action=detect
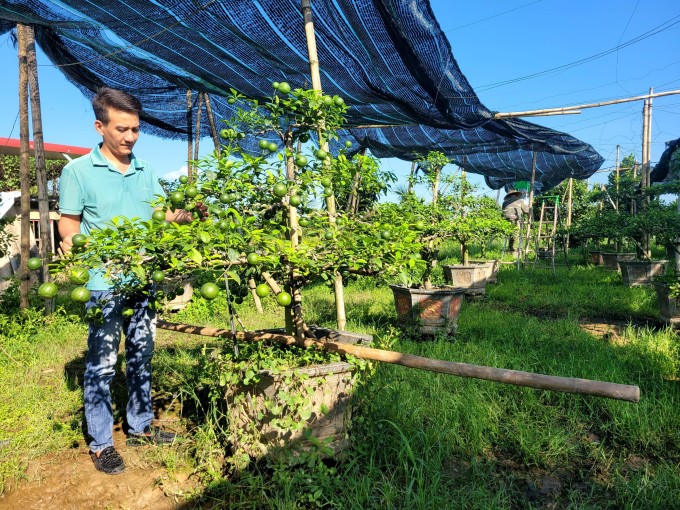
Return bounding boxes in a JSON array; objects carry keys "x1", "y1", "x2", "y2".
[{"x1": 1, "y1": 269, "x2": 678, "y2": 508}]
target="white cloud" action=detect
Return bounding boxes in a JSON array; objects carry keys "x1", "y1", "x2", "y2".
[{"x1": 162, "y1": 165, "x2": 187, "y2": 181}]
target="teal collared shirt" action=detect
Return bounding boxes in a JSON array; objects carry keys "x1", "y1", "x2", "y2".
[{"x1": 59, "y1": 144, "x2": 166, "y2": 290}]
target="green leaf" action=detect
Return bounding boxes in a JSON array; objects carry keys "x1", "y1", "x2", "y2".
[
  {"x1": 188, "y1": 248, "x2": 203, "y2": 265},
  {"x1": 199, "y1": 232, "x2": 211, "y2": 244}
]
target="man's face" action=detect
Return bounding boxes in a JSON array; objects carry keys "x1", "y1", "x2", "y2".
[{"x1": 94, "y1": 108, "x2": 140, "y2": 159}]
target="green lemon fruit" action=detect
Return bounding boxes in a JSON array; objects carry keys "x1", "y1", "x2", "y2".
[
  {"x1": 27, "y1": 257, "x2": 42, "y2": 270},
  {"x1": 37, "y1": 282, "x2": 58, "y2": 299},
  {"x1": 344, "y1": 140, "x2": 352, "y2": 148},
  {"x1": 278, "y1": 82, "x2": 291, "y2": 94},
  {"x1": 299, "y1": 133, "x2": 310, "y2": 143},
  {"x1": 273, "y1": 183, "x2": 288, "y2": 198},
  {"x1": 267, "y1": 141, "x2": 278, "y2": 153},
  {"x1": 71, "y1": 233, "x2": 88, "y2": 248},
  {"x1": 322, "y1": 95, "x2": 333, "y2": 106},
  {"x1": 178, "y1": 175, "x2": 189, "y2": 184},
  {"x1": 414, "y1": 220, "x2": 426, "y2": 231},
  {"x1": 381, "y1": 230, "x2": 392, "y2": 240},
  {"x1": 217, "y1": 219, "x2": 230, "y2": 231},
  {"x1": 152, "y1": 209, "x2": 166, "y2": 222},
  {"x1": 258, "y1": 139, "x2": 270, "y2": 150},
  {"x1": 185, "y1": 185, "x2": 199, "y2": 198},
  {"x1": 151, "y1": 270, "x2": 165, "y2": 283},
  {"x1": 200, "y1": 282, "x2": 220, "y2": 300},
  {"x1": 70, "y1": 286, "x2": 91, "y2": 303},
  {"x1": 272, "y1": 81, "x2": 280, "y2": 90},
  {"x1": 219, "y1": 193, "x2": 231, "y2": 204},
  {"x1": 276, "y1": 291, "x2": 292, "y2": 307},
  {"x1": 324, "y1": 231, "x2": 334, "y2": 240},
  {"x1": 322, "y1": 186, "x2": 333, "y2": 197},
  {"x1": 334, "y1": 96, "x2": 345, "y2": 106},
  {"x1": 298, "y1": 217, "x2": 310, "y2": 227},
  {"x1": 69, "y1": 266, "x2": 90, "y2": 285},
  {"x1": 289, "y1": 195, "x2": 302, "y2": 207},
  {"x1": 320, "y1": 176, "x2": 332, "y2": 187},
  {"x1": 246, "y1": 253, "x2": 260, "y2": 266},
  {"x1": 295, "y1": 155, "x2": 307, "y2": 167},
  {"x1": 315, "y1": 148, "x2": 328, "y2": 159},
  {"x1": 227, "y1": 97, "x2": 236, "y2": 105},
  {"x1": 255, "y1": 283, "x2": 270, "y2": 298},
  {"x1": 170, "y1": 191, "x2": 185, "y2": 204}
]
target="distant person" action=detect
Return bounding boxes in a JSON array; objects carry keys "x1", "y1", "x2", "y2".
[
  {"x1": 502, "y1": 189, "x2": 530, "y2": 253},
  {"x1": 58, "y1": 87, "x2": 204, "y2": 475}
]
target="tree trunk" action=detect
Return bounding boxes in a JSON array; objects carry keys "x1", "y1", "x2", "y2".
[
  {"x1": 25, "y1": 25, "x2": 54, "y2": 314},
  {"x1": 17, "y1": 24, "x2": 31, "y2": 310}
]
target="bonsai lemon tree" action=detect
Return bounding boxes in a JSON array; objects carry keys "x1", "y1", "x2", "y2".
[{"x1": 50, "y1": 84, "x2": 421, "y2": 341}]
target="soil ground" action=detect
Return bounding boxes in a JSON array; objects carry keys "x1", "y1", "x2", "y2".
[{"x1": 0, "y1": 426, "x2": 198, "y2": 510}]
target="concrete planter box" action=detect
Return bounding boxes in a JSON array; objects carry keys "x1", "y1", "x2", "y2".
[
  {"x1": 589, "y1": 250, "x2": 603, "y2": 266},
  {"x1": 653, "y1": 283, "x2": 680, "y2": 326},
  {"x1": 601, "y1": 252, "x2": 636, "y2": 271},
  {"x1": 390, "y1": 284, "x2": 465, "y2": 336},
  {"x1": 619, "y1": 260, "x2": 667, "y2": 286},
  {"x1": 225, "y1": 329, "x2": 371, "y2": 461},
  {"x1": 441, "y1": 264, "x2": 487, "y2": 295},
  {"x1": 469, "y1": 259, "x2": 500, "y2": 283}
]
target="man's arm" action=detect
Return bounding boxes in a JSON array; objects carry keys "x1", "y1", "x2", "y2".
[{"x1": 58, "y1": 214, "x2": 81, "y2": 254}]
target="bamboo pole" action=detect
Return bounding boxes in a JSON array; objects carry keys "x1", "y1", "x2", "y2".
[
  {"x1": 194, "y1": 91, "x2": 203, "y2": 164},
  {"x1": 156, "y1": 320, "x2": 640, "y2": 403},
  {"x1": 17, "y1": 24, "x2": 31, "y2": 310},
  {"x1": 24, "y1": 25, "x2": 54, "y2": 315},
  {"x1": 494, "y1": 89, "x2": 680, "y2": 119},
  {"x1": 301, "y1": 0, "x2": 346, "y2": 331},
  {"x1": 407, "y1": 160, "x2": 416, "y2": 193},
  {"x1": 186, "y1": 89, "x2": 194, "y2": 181},
  {"x1": 203, "y1": 93, "x2": 221, "y2": 152},
  {"x1": 248, "y1": 278, "x2": 264, "y2": 314},
  {"x1": 521, "y1": 151, "x2": 538, "y2": 263}
]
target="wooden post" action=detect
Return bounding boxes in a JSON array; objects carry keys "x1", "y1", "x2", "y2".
[
  {"x1": 301, "y1": 0, "x2": 346, "y2": 330},
  {"x1": 203, "y1": 93, "x2": 221, "y2": 152},
  {"x1": 186, "y1": 89, "x2": 194, "y2": 181},
  {"x1": 17, "y1": 24, "x2": 31, "y2": 310},
  {"x1": 25, "y1": 25, "x2": 54, "y2": 314},
  {"x1": 566, "y1": 178, "x2": 573, "y2": 228}
]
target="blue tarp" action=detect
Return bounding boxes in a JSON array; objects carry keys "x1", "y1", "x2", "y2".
[{"x1": 0, "y1": 0, "x2": 604, "y2": 191}]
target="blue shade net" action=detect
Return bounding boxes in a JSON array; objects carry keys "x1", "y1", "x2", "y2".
[{"x1": 0, "y1": 0, "x2": 603, "y2": 192}]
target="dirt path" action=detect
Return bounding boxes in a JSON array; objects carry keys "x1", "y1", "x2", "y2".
[{"x1": 0, "y1": 427, "x2": 197, "y2": 510}]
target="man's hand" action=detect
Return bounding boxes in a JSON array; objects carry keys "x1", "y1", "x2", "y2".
[
  {"x1": 59, "y1": 233, "x2": 75, "y2": 255},
  {"x1": 57, "y1": 214, "x2": 82, "y2": 255},
  {"x1": 195, "y1": 201, "x2": 209, "y2": 221}
]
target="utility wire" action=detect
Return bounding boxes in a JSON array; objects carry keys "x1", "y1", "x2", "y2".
[
  {"x1": 442, "y1": 0, "x2": 545, "y2": 32},
  {"x1": 477, "y1": 14, "x2": 680, "y2": 91}
]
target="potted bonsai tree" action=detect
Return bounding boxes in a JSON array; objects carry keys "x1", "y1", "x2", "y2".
[
  {"x1": 439, "y1": 174, "x2": 514, "y2": 294},
  {"x1": 47, "y1": 84, "x2": 421, "y2": 468}
]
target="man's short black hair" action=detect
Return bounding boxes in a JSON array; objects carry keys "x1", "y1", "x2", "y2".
[{"x1": 92, "y1": 87, "x2": 142, "y2": 124}]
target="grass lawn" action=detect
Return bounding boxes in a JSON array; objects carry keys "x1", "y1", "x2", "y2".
[{"x1": 0, "y1": 260, "x2": 678, "y2": 509}]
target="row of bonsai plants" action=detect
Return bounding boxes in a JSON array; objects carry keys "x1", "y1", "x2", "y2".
[
  {"x1": 31, "y1": 84, "x2": 514, "y2": 476},
  {"x1": 567, "y1": 150, "x2": 680, "y2": 324}
]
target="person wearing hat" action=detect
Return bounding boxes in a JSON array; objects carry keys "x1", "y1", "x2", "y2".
[{"x1": 502, "y1": 189, "x2": 530, "y2": 253}]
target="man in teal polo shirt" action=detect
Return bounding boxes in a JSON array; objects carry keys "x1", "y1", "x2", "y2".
[{"x1": 58, "y1": 87, "x2": 197, "y2": 475}]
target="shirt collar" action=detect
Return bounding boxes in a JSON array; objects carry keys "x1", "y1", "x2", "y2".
[{"x1": 91, "y1": 143, "x2": 143, "y2": 173}]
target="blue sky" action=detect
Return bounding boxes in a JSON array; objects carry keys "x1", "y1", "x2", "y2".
[{"x1": 0, "y1": 0, "x2": 678, "y2": 198}]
